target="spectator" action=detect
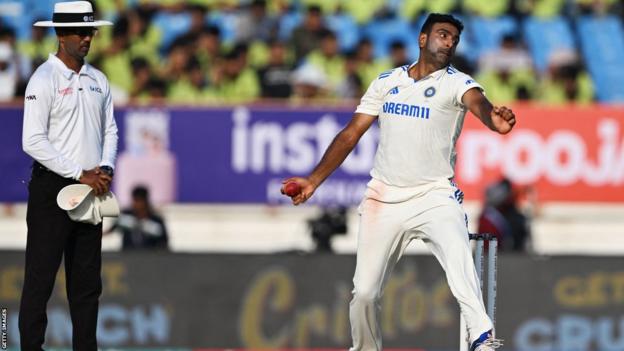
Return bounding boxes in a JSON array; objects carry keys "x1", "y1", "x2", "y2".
[
  {"x1": 209, "y1": 44, "x2": 260, "y2": 103},
  {"x1": 305, "y1": 29, "x2": 345, "y2": 94},
  {"x1": 477, "y1": 70, "x2": 533, "y2": 104},
  {"x1": 161, "y1": 39, "x2": 193, "y2": 82},
  {"x1": 235, "y1": 0, "x2": 278, "y2": 43},
  {"x1": 478, "y1": 178, "x2": 531, "y2": 252},
  {"x1": 145, "y1": 77, "x2": 168, "y2": 103},
  {"x1": 479, "y1": 34, "x2": 533, "y2": 73},
  {"x1": 187, "y1": 4, "x2": 209, "y2": 38},
  {"x1": 511, "y1": 0, "x2": 567, "y2": 18},
  {"x1": 96, "y1": 15, "x2": 133, "y2": 94},
  {"x1": 476, "y1": 34, "x2": 536, "y2": 103},
  {"x1": 575, "y1": 0, "x2": 619, "y2": 15},
  {"x1": 0, "y1": 42, "x2": 17, "y2": 101},
  {"x1": 94, "y1": 0, "x2": 130, "y2": 19},
  {"x1": 106, "y1": 186, "x2": 169, "y2": 251},
  {"x1": 340, "y1": 0, "x2": 385, "y2": 24},
  {"x1": 127, "y1": 6, "x2": 161, "y2": 67},
  {"x1": 539, "y1": 50, "x2": 594, "y2": 105},
  {"x1": 0, "y1": 27, "x2": 31, "y2": 94},
  {"x1": 336, "y1": 51, "x2": 363, "y2": 99},
  {"x1": 257, "y1": 40, "x2": 293, "y2": 98},
  {"x1": 17, "y1": 20, "x2": 56, "y2": 72},
  {"x1": 301, "y1": 0, "x2": 339, "y2": 15},
  {"x1": 266, "y1": 0, "x2": 292, "y2": 17},
  {"x1": 129, "y1": 57, "x2": 154, "y2": 103},
  {"x1": 195, "y1": 25, "x2": 222, "y2": 73},
  {"x1": 451, "y1": 53, "x2": 476, "y2": 76},
  {"x1": 168, "y1": 56, "x2": 214, "y2": 104},
  {"x1": 464, "y1": 0, "x2": 511, "y2": 17},
  {"x1": 400, "y1": 0, "x2": 458, "y2": 21},
  {"x1": 290, "y1": 62, "x2": 328, "y2": 102},
  {"x1": 354, "y1": 38, "x2": 390, "y2": 88},
  {"x1": 290, "y1": 5, "x2": 327, "y2": 62},
  {"x1": 5, "y1": 0, "x2": 619, "y2": 105},
  {"x1": 388, "y1": 40, "x2": 410, "y2": 68}
]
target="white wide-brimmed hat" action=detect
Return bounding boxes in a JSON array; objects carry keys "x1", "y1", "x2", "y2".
[
  {"x1": 57, "y1": 184, "x2": 119, "y2": 225},
  {"x1": 34, "y1": 1, "x2": 113, "y2": 27},
  {"x1": 291, "y1": 63, "x2": 327, "y2": 88}
]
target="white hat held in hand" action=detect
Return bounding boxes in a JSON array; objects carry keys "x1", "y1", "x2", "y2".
[
  {"x1": 57, "y1": 184, "x2": 119, "y2": 225},
  {"x1": 34, "y1": 1, "x2": 113, "y2": 27}
]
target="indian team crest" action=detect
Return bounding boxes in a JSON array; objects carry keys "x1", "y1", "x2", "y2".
[{"x1": 424, "y1": 87, "x2": 436, "y2": 97}]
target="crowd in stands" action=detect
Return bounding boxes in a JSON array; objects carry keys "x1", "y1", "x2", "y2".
[{"x1": 0, "y1": 0, "x2": 623, "y2": 105}]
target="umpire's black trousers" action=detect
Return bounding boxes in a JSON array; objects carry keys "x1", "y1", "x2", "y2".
[{"x1": 19, "y1": 164, "x2": 102, "y2": 351}]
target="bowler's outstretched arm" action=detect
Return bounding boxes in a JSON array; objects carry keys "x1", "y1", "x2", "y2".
[
  {"x1": 283, "y1": 113, "x2": 377, "y2": 205},
  {"x1": 462, "y1": 88, "x2": 516, "y2": 135}
]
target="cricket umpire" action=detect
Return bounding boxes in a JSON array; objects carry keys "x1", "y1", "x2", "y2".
[{"x1": 19, "y1": 1, "x2": 117, "y2": 349}]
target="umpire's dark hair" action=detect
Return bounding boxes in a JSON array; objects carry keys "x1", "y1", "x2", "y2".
[{"x1": 420, "y1": 13, "x2": 464, "y2": 35}]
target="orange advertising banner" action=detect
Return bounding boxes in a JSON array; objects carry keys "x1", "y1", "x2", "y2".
[{"x1": 456, "y1": 105, "x2": 624, "y2": 202}]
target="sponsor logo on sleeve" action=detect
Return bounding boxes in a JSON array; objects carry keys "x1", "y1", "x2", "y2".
[{"x1": 26, "y1": 95, "x2": 36, "y2": 101}]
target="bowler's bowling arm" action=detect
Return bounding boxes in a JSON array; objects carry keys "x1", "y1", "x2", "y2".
[{"x1": 307, "y1": 113, "x2": 377, "y2": 188}]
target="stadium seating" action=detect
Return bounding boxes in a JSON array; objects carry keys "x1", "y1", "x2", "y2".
[
  {"x1": 0, "y1": 1, "x2": 32, "y2": 40},
  {"x1": 470, "y1": 16, "x2": 517, "y2": 57},
  {"x1": 325, "y1": 13, "x2": 360, "y2": 52},
  {"x1": 28, "y1": 0, "x2": 55, "y2": 19},
  {"x1": 277, "y1": 10, "x2": 303, "y2": 41},
  {"x1": 207, "y1": 11, "x2": 238, "y2": 44},
  {"x1": 523, "y1": 16, "x2": 576, "y2": 73},
  {"x1": 2, "y1": 0, "x2": 624, "y2": 102},
  {"x1": 362, "y1": 17, "x2": 419, "y2": 59},
  {"x1": 577, "y1": 16, "x2": 624, "y2": 101},
  {"x1": 151, "y1": 11, "x2": 192, "y2": 52}
]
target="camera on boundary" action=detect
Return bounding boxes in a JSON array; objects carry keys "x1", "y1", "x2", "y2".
[{"x1": 307, "y1": 206, "x2": 348, "y2": 253}]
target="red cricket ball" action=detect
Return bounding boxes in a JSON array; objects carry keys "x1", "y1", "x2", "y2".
[{"x1": 284, "y1": 181, "x2": 301, "y2": 197}]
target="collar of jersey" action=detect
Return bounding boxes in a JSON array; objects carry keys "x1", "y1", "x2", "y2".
[
  {"x1": 406, "y1": 60, "x2": 450, "y2": 82},
  {"x1": 48, "y1": 53, "x2": 95, "y2": 80}
]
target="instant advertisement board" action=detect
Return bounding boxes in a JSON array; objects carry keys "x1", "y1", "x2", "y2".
[{"x1": 2, "y1": 105, "x2": 623, "y2": 204}]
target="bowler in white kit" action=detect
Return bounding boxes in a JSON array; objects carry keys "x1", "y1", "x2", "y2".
[{"x1": 282, "y1": 13, "x2": 515, "y2": 351}]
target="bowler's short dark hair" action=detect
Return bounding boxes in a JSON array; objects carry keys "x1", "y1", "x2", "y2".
[{"x1": 420, "y1": 13, "x2": 464, "y2": 35}]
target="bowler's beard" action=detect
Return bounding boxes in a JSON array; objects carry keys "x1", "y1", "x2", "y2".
[{"x1": 425, "y1": 44, "x2": 452, "y2": 69}]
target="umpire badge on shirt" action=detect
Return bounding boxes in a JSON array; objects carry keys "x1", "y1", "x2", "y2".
[{"x1": 57, "y1": 184, "x2": 120, "y2": 225}]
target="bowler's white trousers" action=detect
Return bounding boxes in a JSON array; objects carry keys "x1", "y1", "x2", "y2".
[{"x1": 349, "y1": 179, "x2": 493, "y2": 351}]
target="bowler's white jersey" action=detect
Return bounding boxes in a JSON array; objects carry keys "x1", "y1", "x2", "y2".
[{"x1": 355, "y1": 63, "x2": 483, "y2": 187}]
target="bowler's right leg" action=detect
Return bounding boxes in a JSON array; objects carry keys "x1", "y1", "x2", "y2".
[{"x1": 349, "y1": 197, "x2": 411, "y2": 351}]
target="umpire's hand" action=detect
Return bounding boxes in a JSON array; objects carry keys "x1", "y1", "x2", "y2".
[{"x1": 79, "y1": 168, "x2": 112, "y2": 195}]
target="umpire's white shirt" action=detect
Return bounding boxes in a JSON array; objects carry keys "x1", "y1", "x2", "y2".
[
  {"x1": 22, "y1": 54, "x2": 118, "y2": 180},
  {"x1": 356, "y1": 63, "x2": 482, "y2": 187}
]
